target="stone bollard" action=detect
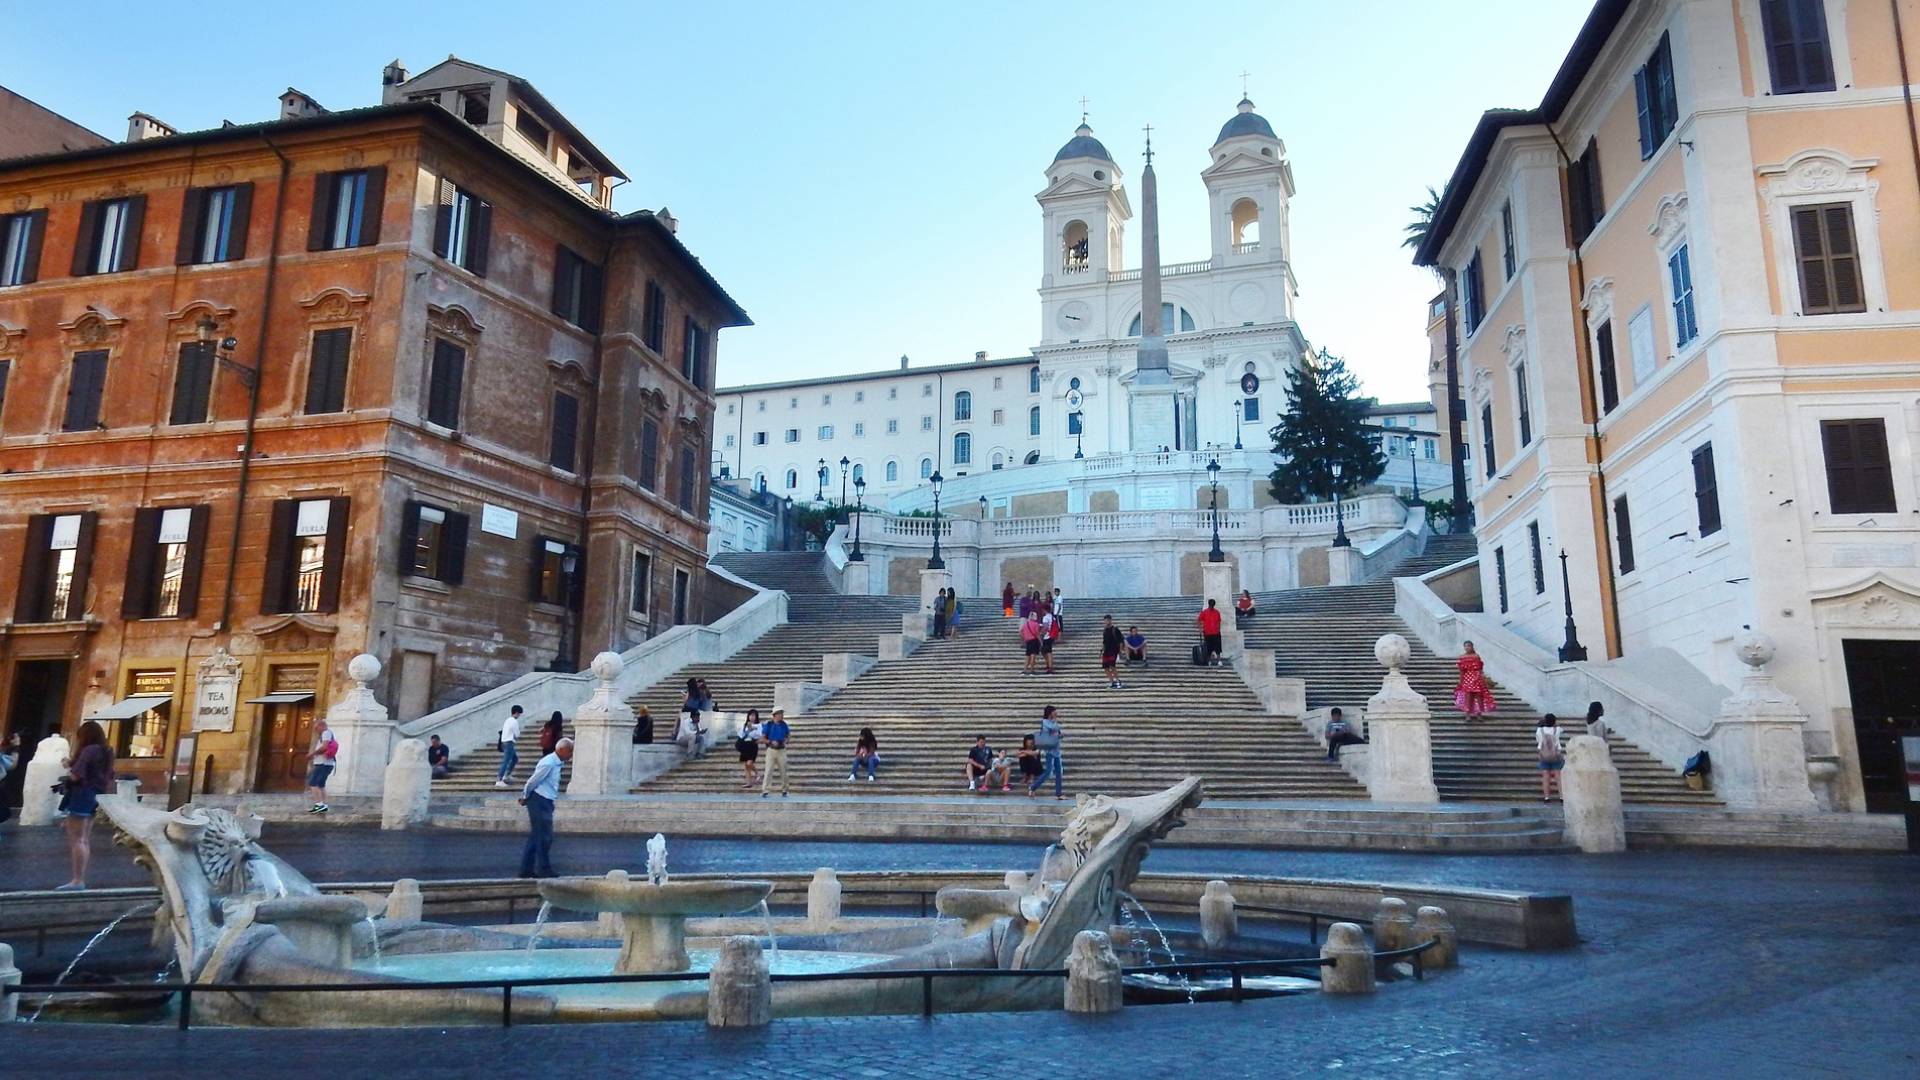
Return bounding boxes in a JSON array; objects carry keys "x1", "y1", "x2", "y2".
[
  {"x1": 385, "y1": 879, "x2": 423, "y2": 928},
  {"x1": 1562, "y1": 734, "x2": 1627, "y2": 853},
  {"x1": 706, "y1": 936, "x2": 771, "y2": 1028},
  {"x1": 1004, "y1": 870, "x2": 1030, "y2": 892},
  {"x1": 1199, "y1": 880, "x2": 1238, "y2": 950},
  {"x1": 115, "y1": 777, "x2": 141, "y2": 801},
  {"x1": 807, "y1": 868, "x2": 842, "y2": 929},
  {"x1": 0, "y1": 942, "x2": 19, "y2": 1023},
  {"x1": 381, "y1": 738, "x2": 432, "y2": 830},
  {"x1": 597, "y1": 870, "x2": 631, "y2": 937},
  {"x1": 19, "y1": 733, "x2": 72, "y2": 825},
  {"x1": 1411, "y1": 906, "x2": 1458, "y2": 969},
  {"x1": 1064, "y1": 930, "x2": 1124, "y2": 1014},
  {"x1": 1372, "y1": 897, "x2": 1414, "y2": 953},
  {"x1": 1319, "y1": 922, "x2": 1375, "y2": 994}
]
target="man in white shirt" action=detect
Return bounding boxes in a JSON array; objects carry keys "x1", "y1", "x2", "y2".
[
  {"x1": 1051, "y1": 588, "x2": 1066, "y2": 635},
  {"x1": 495, "y1": 705, "x2": 524, "y2": 788},
  {"x1": 518, "y1": 737, "x2": 572, "y2": 878}
]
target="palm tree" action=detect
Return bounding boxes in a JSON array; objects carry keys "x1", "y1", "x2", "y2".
[{"x1": 1402, "y1": 185, "x2": 1443, "y2": 252}]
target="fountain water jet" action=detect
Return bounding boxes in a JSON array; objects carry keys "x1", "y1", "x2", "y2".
[{"x1": 27, "y1": 904, "x2": 154, "y2": 1022}]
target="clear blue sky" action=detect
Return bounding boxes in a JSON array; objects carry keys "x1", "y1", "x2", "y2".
[{"x1": 9, "y1": 0, "x2": 1590, "y2": 403}]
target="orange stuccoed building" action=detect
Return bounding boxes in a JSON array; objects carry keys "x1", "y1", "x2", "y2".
[{"x1": 0, "y1": 59, "x2": 749, "y2": 801}]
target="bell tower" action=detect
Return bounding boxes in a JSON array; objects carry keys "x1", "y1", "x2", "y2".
[
  {"x1": 1202, "y1": 97, "x2": 1296, "y2": 321},
  {"x1": 1037, "y1": 117, "x2": 1130, "y2": 345}
]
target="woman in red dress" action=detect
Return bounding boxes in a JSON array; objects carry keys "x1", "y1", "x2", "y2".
[{"x1": 1453, "y1": 640, "x2": 1496, "y2": 718}]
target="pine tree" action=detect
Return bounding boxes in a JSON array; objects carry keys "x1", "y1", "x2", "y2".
[{"x1": 1267, "y1": 349, "x2": 1388, "y2": 503}]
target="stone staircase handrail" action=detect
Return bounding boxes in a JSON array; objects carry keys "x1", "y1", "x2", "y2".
[
  {"x1": 1354, "y1": 505, "x2": 1429, "y2": 583},
  {"x1": 397, "y1": 584, "x2": 788, "y2": 759}
]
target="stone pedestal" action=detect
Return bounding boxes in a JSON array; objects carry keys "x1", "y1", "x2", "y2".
[
  {"x1": 0, "y1": 942, "x2": 20, "y2": 1023},
  {"x1": 706, "y1": 936, "x2": 772, "y2": 1028},
  {"x1": 1200, "y1": 560, "x2": 1236, "y2": 617},
  {"x1": 773, "y1": 680, "x2": 832, "y2": 717},
  {"x1": 918, "y1": 567, "x2": 953, "y2": 633},
  {"x1": 1372, "y1": 897, "x2": 1413, "y2": 952},
  {"x1": 900, "y1": 611, "x2": 927, "y2": 644},
  {"x1": 1362, "y1": 635, "x2": 1439, "y2": 803},
  {"x1": 1562, "y1": 734, "x2": 1626, "y2": 853},
  {"x1": 1708, "y1": 631, "x2": 1818, "y2": 812},
  {"x1": 821, "y1": 653, "x2": 876, "y2": 689},
  {"x1": 1327, "y1": 544, "x2": 1365, "y2": 587},
  {"x1": 1064, "y1": 930, "x2": 1124, "y2": 1014},
  {"x1": 596, "y1": 871, "x2": 631, "y2": 937},
  {"x1": 19, "y1": 734, "x2": 71, "y2": 826},
  {"x1": 1003, "y1": 870, "x2": 1030, "y2": 891},
  {"x1": 380, "y1": 739, "x2": 431, "y2": 830},
  {"x1": 1411, "y1": 906, "x2": 1458, "y2": 969},
  {"x1": 842, "y1": 559, "x2": 871, "y2": 597},
  {"x1": 325, "y1": 654, "x2": 394, "y2": 796},
  {"x1": 1127, "y1": 380, "x2": 1178, "y2": 454},
  {"x1": 1319, "y1": 922, "x2": 1375, "y2": 994},
  {"x1": 253, "y1": 896, "x2": 369, "y2": 969},
  {"x1": 1220, "y1": 628, "x2": 1245, "y2": 661},
  {"x1": 878, "y1": 633, "x2": 918, "y2": 661},
  {"x1": 385, "y1": 879, "x2": 423, "y2": 927},
  {"x1": 807, "y1": 868, "x2": 842, "y2": 929},
  {"x1": 618, "y1": 912, "x2": 692, "y2": 973},
  {"x1": 566, "y1": 653, "x2": 632, "y2": 796},
  {"x1": 115, "y1": 777, "x2": 141, "y2": 801},
  {"x1": 1199, "y1": 880, "x2": 1237, "y2": 950}
]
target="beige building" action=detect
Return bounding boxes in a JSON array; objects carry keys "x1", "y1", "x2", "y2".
[{"x1": 1417, "y1": 0, "x2": 1920, "y2": 812}]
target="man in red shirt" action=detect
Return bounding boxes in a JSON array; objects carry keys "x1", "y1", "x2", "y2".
[{"x1": 1197, "y1": 599, "x2": 1224, "y2": 667}]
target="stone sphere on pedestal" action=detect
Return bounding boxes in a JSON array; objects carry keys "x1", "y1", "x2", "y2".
[
  {"x1": 590, "y1": 651, "x2": 624, "y2": 683},
  {"x1": 347, "y1": 653, "x2": 381, "y2": 685},
  {"x1": 1733, "y1": 629, "x2": 1776, "y2": 670},
  {"x1": 1374, "y1": 633, "x2": 1410, "y2": 671}
]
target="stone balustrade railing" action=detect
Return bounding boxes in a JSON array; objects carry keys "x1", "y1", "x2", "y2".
[{"x1": 862, "y1": 494, "x2": 1403, "y2": 551}]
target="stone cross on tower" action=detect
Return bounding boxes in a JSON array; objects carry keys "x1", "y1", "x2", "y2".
[{"x1": 1128, "y1": 124, "x2": 1176, "y2": 451}]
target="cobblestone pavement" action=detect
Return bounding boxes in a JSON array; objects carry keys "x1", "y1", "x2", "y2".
[{"x1": 3, "y1": 825, "x2": 1918, "y2": 1077}]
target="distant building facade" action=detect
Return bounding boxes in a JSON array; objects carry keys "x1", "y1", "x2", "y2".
[
  {"x1": 0, "y1": 86, "x2": 108, "y2": 159},
  {"x1": 0, "y1": 60, "x2": 746, "y2": 802}
]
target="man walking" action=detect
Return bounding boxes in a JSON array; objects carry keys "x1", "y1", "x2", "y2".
[
  {"x1": 1100, "y1": 615, "x2": 1125, "y2": 689},
  {"x1": 305, "y1": 719, "x2": 339, "y2": 814},
  {"x1": 1197, "y1": 599, "x2": 1224, "y2": 667},
  {"x1": 1051, "y1": 587, "x2": 1066, "y2": 636},
  {"x1": 1029, "y1": 706, "x2": 1065, "y2": 800},
  {"x1": 495, "y1": 704, "x2": 524, "y2": 788},
  {"x1": 518, "y1": 736, "x2": 572, "y2": 878},
  {"x1": 761, "y1": 708, "x2": 792, "y2": 798}
]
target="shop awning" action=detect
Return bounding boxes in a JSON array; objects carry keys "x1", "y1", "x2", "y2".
[
  {"x1": 85, "y1": 693, "x2": 172, "y2": 721},
  {"x1": 244, "y1": 692, "x2": 316, "y2": 705}
]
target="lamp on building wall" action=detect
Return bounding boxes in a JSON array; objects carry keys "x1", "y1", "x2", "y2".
[
  {"x1": 816, "y1": 458, "x2": 828, "y2": 502},
  {"x1": 1207, "y1": 456, "x2": 1225, "y2": 563},
  {"x1": 849, "y1": 476, "x2": 866, "y2": 562},
  {"x1": 1330, "y1": 460, "x2": 1350, "y2": 547},
  {"x1": 1072, "y1": 411, "x2": 1085, "y2": 459},
  {"x1": 1557, "y1": 548, "x2": 1588, "y2": 662},
  {"x1": 927, "y1": 471, "x2": 946, "y2": 570}
]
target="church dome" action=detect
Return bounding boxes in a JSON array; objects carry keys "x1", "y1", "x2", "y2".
[
  {"x1": 1215, "y1": 97, "x2": 1276, "y2": 144},
  {"x1": 1053, "y1": 122, "x2": 1115, "y2": 164}
]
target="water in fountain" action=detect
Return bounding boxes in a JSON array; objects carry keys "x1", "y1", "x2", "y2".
[
  {"x1": 757, "y1": 900, "x2": 781, "y2": 966},
  {"x1": 363, "y1": 917, "x2": 383, "y2": 970},
  {"x1": 153, "y1": 954, "x2": 178, "y2": 985},
  {"x1": 1119, "y1": 893, "x2": 1194, "y2": 1004},
  {"x1": 524, "y1": 901, "x2": 553, "y2": 953},
  {"x1": 27, "y1": 904, "x2": 152, "y2": 1023}
]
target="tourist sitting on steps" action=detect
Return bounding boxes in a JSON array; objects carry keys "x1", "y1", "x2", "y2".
[
  {"x1": 1016, "y1": 734, "x2": 1043, "y2": 791},
  {"x1": 850, "y1": 727, "x2": 880, "y2": 782},
  {"x1": 427, "y1": 735, "x2": 451, "y2": 779},
  {"x1": 966, "y1": 735, "x2": 1009, "y2": 793},
  {"x1": 1123, "y1": 626, "x2": 1148, "y2": 666},
  {"x1": 677, "y1": 710, "x2": 709, "y2": 759},
  {"x1": 1235, "y1": 590, "x2": 1258, "y2": 625},
  {"x1": 1324, "y1": 707, "x2": 1366, "y2": 762}
]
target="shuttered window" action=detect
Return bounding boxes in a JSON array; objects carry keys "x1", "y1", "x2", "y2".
[
  {"x1": 123, "y1": 506, "x2": 209, "y2": 619},
  {"x1": 1494, "y1": 546, "x2": 1509, "y2": 614},
  {"x1": 550, "y1": 246, "x2": 603, "y2": 331},
  {"x1": 531, "y1": 537, "x2": 584, "y2": 608},
  {"x1": 15, "y1": 512, "x2": 97, "y2": 623},
  {"x1": 169, "y1": 341, "x2": 216, "y2": 426},
  {"x1": 1461, "y1": 250, "x2": 1486, "y2": 331},
  {"x1": 639, "y1": 418, "x2": 660, "y2": 491},
  {"x1": 261, "y1": 497, "x2": 349, "y2": 614},
  {"x1": 0, "y1": 209, "x2": 47, "y2": 286},
  {"x1": 630, "y1": 551, "x2": 651, "y2": 614},
  {"x1": 1668, "y1": 245, "x2": 1699, "y2": 346},
  {"x1": 681, "y1": 318, "x2": 707, "y2": 388},
  {"x1": 62, "y1": 349, "x2": 109, "y2": 431},
  {"x1": 1691, "y1": 443, "x2": 1722, "y2": 537},
  {"x1": 1790, "y1": 203, "x2": 1866, "y2": 315},
  {"x1": 72, "y1": 195, "x2": 145, "y2": 276},
  {"x1": 1514, "y1": 364, "x2": 1533, "y2": 446},
  {"x1": 305, "y1": 327, "x2": 352, "y2": 414},
  {"x1": 642, "y1": 280, "x2": 666, "y2": 352},
  {"x1": 1633, "y1": 33, "x2": 1680, "y2": 159},
  {"x1": 1821, "y1": 418, "x2": 1898, "y2": 514},
  {"x1": 1595, "y1": 319, "x2": 1620, "y2": 414},
  {"x1": 176, "y1": 184, "x2": 252, "y2": 265},
  {"x1": 1499, "y1": 202, "x2": 1516, "y2": 280},
  {"x1": 1568, "y1": 138, "x2": 1605, "y2": 245},
  {"x1": 1480, "y1": 403, "x2": 1496, "y2": 478},
  {"x1": 398, "y1": 500, "x2": 468, "y2": 584},
  {"x1": 549, "y1": 391, "x2": 580, "y2": 472},
  {"x1": 1761, "y1": 0, "x2": 1836, "y2": 94},
  {"x1": 1614, "y1": 497, "x2": 1636, "y2": 574},
  {"x1": 307, "y1": 168, "x2": 386, "y2": 251},
  {"x1": 425, "y1": 339, "x2": 465, "y2": 430},
  {"x1": 431, "y1": 179, "x2": 492, "y2": 275},
  {"x1": 677, "y1": 446, "x2": 698, "y2": 512},
  {"x1": 0, "y1": 360, "x2": 11, "y2": 424},
  {"x1": 1528, "y1": 521, "x2": 1545, "y2": 594}
]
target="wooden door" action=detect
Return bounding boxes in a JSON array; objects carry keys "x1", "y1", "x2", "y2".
[{"x1": 254, "y1": 701, "x2": 315, "y2": 792}]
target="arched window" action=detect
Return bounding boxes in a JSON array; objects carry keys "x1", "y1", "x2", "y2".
[
  {"x1": 1029, "y1": 367, "x2": 1040, "y2": 393},
  {"x1": 1024, "y1": 450, "x2": 1041, "y2": 465},
  {"x1": 1230, "y1": 198, "x2": 1260, "y2": 248},
  {"x1": 784, "y1": 469, "x2": 797, "y2": 490},
  {"x1": 991, "y1": 452, "x2": 1004, "y2": 470},
  {"x1": 953, "y1": 432, "x2": 972, "y2": 464},
  {"x1": 1029, "y1": 405, "x2": 1041, "y2": 436},
  {"x1": 919, "y1": 457, "x2": 933, "y2": 479},
  {"x1": 851, "y1": 463, "x2": 864, "y2": 484},
  {"x1": 885, "y1": 460, "x2": 898, "y2": 482},
  {"x1": 953, "y1": 391, "x2": 972, "y2": 421},
  {"x1": 1127, "y1": 303, "x2": 1197, "y2": 336},
  {"x1": 754, "y1": 471, "x2": 766, "y2": 492},
  {"x1": 1061, "y1": 219, "x2": 1089, "y2": 273}
]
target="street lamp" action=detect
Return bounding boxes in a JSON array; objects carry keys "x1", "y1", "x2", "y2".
[
  {"x1": 1557, "y1": 549, "x2": 1588, "y2": 662},
  {"x1": 1330, "y1": 460, "x2": 1351, "y2": 547},
  {"x1": 927, "y1": 470, "x2": 946, "y2": 569},
  {"x1": 1409, "y1": 436, "x2": 1422, "y2": 502},
  {"x1": 816, "y1": 458, "x2": 828, "y2": 502},
  {"x1": 838, "y1": 455, "x2": 850, "y2": 517},
  {"x1": 848, "y1": 476, "x2": 866, "y2": 562},
  {"x1": 1072, "y1": 411, "x2": 1085, "y2": 459},
  {"x1": 1207, "y1": 456, "x2": 1225, "y2": 562},
  {"x1": 1233, "y1": 399, "x2": 1243, "y2": 451},
  {"x1": 782, "y1": 494, "x2": 794, "y2": 550}
]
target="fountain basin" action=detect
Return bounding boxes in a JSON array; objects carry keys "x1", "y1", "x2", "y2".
[{"x1": 536, "y1": 878, "x2": 775, "y2": 973}]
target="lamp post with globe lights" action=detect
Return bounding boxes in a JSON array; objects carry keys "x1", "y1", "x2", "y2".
[
  {"x1": 1331, "y1": 460, "x2": 1350, "y2": 547},
  {"x1": 1207, "y1": 457, "x2": 1225, "y2": 563},
  {"x1": 927, "y1": 470, "x2": 946, "y2": 570},
  {"x1": 848, "y1": 476, "x2": 866, "y2": 562}
]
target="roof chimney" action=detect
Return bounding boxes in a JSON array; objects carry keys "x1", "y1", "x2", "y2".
[
  {"x1": 382, "y1": 59, "x2": 410, "y2": 87},
  {"x1": 279, "y1": 89, "x2": 327, "y2": 120},
  {"x1": 655, "y1": 207, "x2": 678, "y2": 234},
  {"x1": 974, "y1": 350, "x2": 988, "y2": 362},
  {"x1": 125, "y1": 112, "x2": 176, "y2": 143},
  {"x1": 899, "y1": 355, "x2": 910, "y2": 370}
]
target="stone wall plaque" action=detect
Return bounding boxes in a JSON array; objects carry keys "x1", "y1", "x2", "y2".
[
  {"x1": 1832, "y1": 544, "x2": 1914, "y2": 568},
  {"x1": 1138, "y1": 486, "x2": 1176, "y2": 510},
  {"x1": 480, "y1": 503, "x2": 519, "y2": 538},
  {"x1": 193, "y1": 647, "x2": 243, "y2": 732}
]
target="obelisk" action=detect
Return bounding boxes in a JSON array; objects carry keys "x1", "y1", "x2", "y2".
[{"x1": 1128, "y1": 127, "x2": 1177, "y2": 452}]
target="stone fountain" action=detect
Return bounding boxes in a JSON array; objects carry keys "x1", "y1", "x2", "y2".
[{"x1": 537, "y1": 876, "x2": 774, "y2": 973}]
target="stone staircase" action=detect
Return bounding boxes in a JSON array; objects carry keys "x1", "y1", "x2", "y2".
[{"x1": 712, "y1": 550, "x2": 837, "y2": 594}]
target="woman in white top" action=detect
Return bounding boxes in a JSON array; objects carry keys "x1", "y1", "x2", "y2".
[{"x1": 1535, "y1": 714, "x2": 1566, "y2": 802}]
